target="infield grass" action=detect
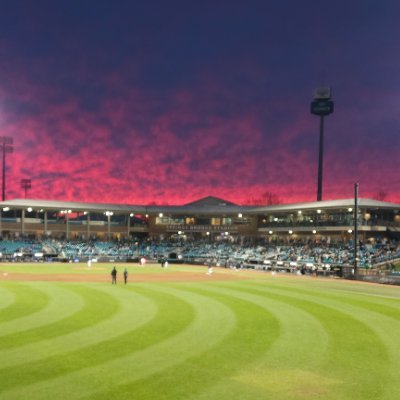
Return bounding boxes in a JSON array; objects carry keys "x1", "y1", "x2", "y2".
[{"x1": 0, "y1": 263, "x2": 399, "y2": 400}]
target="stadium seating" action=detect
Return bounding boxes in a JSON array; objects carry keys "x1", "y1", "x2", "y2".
[{"x1": 0, "y1": 237, "x2": 399, "y2": 272}]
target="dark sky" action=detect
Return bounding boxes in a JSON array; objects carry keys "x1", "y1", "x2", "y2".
[{"x1": 0, "y1": 0, "x2": 399, "y2": 205}]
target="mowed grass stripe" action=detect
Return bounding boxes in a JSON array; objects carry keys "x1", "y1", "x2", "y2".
[
  {"x1": 0, "y1": 283, "x2": 236, "y2": 400},
  {"x1": 0, "y1": 284, "x2": 194, "y2": 394},
  {"x1": 0, "y1": 286, "x2": 15, "y2": 311},
  {"x1": 247, "y1": 279, "x2": 400, "y2": 325},
  {"x1": 255, "y1": 281, "x2": 400, "y2": 399},
  {"x1": 0, "y1": 284, "x2": 156, "y2": 369},
  {"x1": 1, "y1": 271, "x2": 399, "y2": 400},
  {"x1": 89, "y1": 285, "x2": 282, "y2": 400},
  {"x1": 0, "y1": 283, "x2": 118, "y2": 354},
  {"x1": 252, "y1": 279, "x2": 400, "y2": 321},
  {"x1": 0, "y1": 282, "x2": 49, "y2": 324},
  {"x1": 297, "y1": 288, "x2": 400, "y2": 400},
  {"x1": 204, "y1": 283, "x2": 330, "y2": 368},
  {"x1": 303, "y1": 278, "x2": 400, "y2": 299},
  {"x1": 320, "y1": 299, "x2": 400, "y2": 400},
  {"x1": 234, "y1": 281, "x2": 392, "y2": 400},
  {"x1": 0, "y1": 283, "x2": 84, "y2": 342},
  {"x1": 175, "y1": 283, "x2": 333, "y2": 400}
]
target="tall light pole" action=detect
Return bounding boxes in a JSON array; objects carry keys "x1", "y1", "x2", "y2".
[
  {"x1": 353, "y1": 182, "x2": 359, "y2": 276},
  {"x1": 310, "y1": 88, "x2": 334, "y2": 201},
  {"x1": 21, "y1": 179, "x2": 32, "y2": 199},
  {"x1": 0, "y1": 136, "x2": 14, "y2": 201}
]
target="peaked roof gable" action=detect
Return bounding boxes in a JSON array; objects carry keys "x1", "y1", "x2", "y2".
[{"x1": 184, "y1": 196, "x2": 237, "y2": 207}]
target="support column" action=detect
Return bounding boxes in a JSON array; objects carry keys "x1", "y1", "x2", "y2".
[
  {"x1": 66, "y1": 213, "x2": 70, "y2": 239},
  {"x1": 44, "y1": 211, "x2": 48, "y2": 235},
  {"x1": 107, "y1": 213, "x2": 111, "y2": 241}
]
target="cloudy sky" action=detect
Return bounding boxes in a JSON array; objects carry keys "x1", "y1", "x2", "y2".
[{"x1": 0, "y1": 0, "x2": 399, "y2": 205}]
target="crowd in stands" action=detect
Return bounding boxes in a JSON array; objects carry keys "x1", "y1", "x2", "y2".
[{"x1": 0, "y1": 236, "x2": 399, "y2": 273}]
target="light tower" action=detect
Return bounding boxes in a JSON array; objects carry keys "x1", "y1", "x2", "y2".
[
  {"x1": 21, "y1": 179, "x2": 32, "y2": 199},
  {"x1": 310, "y1": 87, "x2": 334, "y2": 201},
  {"x1": 353, "y1": 182, "x2": 359, "y2": 276},
  {"x1": 0, "y1": 136, "x2": 14, "y2": 201}
]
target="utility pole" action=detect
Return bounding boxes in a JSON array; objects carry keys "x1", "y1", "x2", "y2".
[{"x1": 0, "y1": 136, "x2": 14, "y2": 201}]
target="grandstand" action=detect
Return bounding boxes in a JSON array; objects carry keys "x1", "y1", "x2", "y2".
[
  {"x1": 0, "y1": 196, "x2": 398, "y2": 243},
  {"x1": 0, "y1": 236, "x2": 399, "y2": 280},
  {"x1": 0, "y1": 195, "x2": 399, "y2": 280}
]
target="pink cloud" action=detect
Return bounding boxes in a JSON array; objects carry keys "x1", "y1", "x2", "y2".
[{"x1": 0, "y1": 59, "x2": 399, "y2": 206}]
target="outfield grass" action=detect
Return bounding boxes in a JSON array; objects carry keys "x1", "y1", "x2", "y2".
[{"x1": 0, "y1": 263, "x2": 399, "y2": 400}]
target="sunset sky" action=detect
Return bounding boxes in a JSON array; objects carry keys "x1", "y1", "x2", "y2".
[{"x1": 0, "y1": 0, "x2": 399, "y2": 205}]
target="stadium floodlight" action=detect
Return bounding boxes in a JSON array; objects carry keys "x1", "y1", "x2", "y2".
[
  {"x1": 311, "y1": 87, "x2": 334, "y2": 201},
  {"x1": 353, "y1": 182, "x2": 359, "y2": 276},
  {"x1": 20, "y1": 178, "x2": 32, "y2": 199},
  {"x1": 238, "y1": 213, "x2": 243, "y2": 218},
  {"x1": 0, "y1": 136, "x2": 14, "y2": 201}
]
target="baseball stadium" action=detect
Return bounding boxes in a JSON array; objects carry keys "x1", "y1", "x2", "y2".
[
  {"x1": 1, "y1": 1, "x2": 400, "y2": 399},
  {"x1": 0, "y1": 194, "x2": 399, "y2": 275},
  {"x1": 1, "y1": 194, "x2": 400, "y2": 400}
]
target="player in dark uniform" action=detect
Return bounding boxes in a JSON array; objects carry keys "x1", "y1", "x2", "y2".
[
  {"x1": 123, "y1": 268, "x2": 128, "y2": 284},
  {"x1": 111, "y1": 266, "x2": 117, "y2": 284}
]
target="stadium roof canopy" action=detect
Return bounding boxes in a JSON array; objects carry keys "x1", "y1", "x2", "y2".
[
  {"x1": 0, "y1": 199, "x2": 146, "y2": 214},
  {"x1": 245, "y1": 198, "x2": 400, "y2": 214},
  {"x1": 0, "y1": 197, "x2": 399, "y2": 215}
]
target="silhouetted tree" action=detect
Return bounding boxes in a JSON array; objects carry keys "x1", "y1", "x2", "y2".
[
  {"x1": 374, "y1": 191, "x2": 387, "y2": 201},
  {"x1": 244, "y1": 191, "x2": 282, "y2": 205}
]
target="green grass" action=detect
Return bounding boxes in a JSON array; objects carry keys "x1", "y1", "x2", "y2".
[
  {"x1": 0, "y1": 263, "x2": 399, "y2": 400},
  {"x1": 0, "y1": 262, "x2": 210, "y2": 277},
  {"x1": 0, "y1": 262, "x2": 183, "y2": 274}
]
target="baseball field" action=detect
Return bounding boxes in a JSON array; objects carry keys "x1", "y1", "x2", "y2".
[{"x1": 0, "y1": 262, "x2": 399, "y2": 400}]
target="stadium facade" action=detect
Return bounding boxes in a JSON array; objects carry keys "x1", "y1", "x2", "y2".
[{"x1": 0, "y1": 196, "x2": 399, "y2": 243}]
